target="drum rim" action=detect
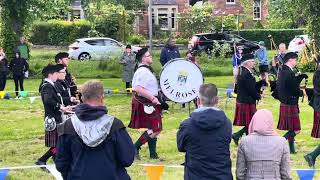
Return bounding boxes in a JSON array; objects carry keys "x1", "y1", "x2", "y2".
[{"x1": 159, "y1": 58, "x2": 204, "y2": 103}]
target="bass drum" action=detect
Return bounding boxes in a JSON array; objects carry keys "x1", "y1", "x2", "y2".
[{"x1": 159, "y1": 58, "x2": 204, "y2": 103}]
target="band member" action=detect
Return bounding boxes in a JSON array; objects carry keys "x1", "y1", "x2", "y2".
[
  {"x1": 232, "y1": 54, "x2": 261, "y2": 145},
  {"x1": 35, "y1": 64, "x2": 71, "y2": 168},
  {"x1": 277, "y1": 52, "x2": 305, "y2": 154},
  {"x1": 129, "y1": 48, "x2": 163, "y2": 160},
  {"x1": 54, "y1": 64, "x2": 79, "y2": 106},
  {"x1": 271, "y1": 43, "x2": 286, "y2": 75},
  {"x1": 55, "y1": 52, "x2": 77, "y2": 97},
  {"x1": 305, "y1": 59, "x2": 320, "y2": 167}
]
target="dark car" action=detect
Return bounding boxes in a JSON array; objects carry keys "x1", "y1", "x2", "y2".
[{"x1": 189, "y1": 32, "x2": 260, "y2": 55}]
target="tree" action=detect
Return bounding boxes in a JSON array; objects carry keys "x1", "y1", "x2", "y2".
[
  {"x1": 178, "y1": 2, "x2": 218, "y2": 38},
  {"x1": 0, "y1": 0, "x2": 72, "y2": 57},
  {"x1": 82, "y1": 0, "x2": 144, "y2": 11}
]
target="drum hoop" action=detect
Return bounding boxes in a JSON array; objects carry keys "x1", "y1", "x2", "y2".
[
  {"x1": 159, "y1": 58, "x2": 204, "y2": 103},
  {"x1": 159, "y1": 58, "x2": 203, "y2": 78}
]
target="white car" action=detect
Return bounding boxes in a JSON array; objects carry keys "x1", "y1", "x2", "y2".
[
  {"x1": 288, "y1": 35, "x2": 310, "y2": 53},
  {"x1": 68, "y1": 37, "x2": 141, "y2": 60}
]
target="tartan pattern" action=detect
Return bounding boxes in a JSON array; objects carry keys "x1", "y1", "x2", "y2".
[
  {"x1": 45, "y1": 129, "x2": 58, "y2": 147},
  {"x1": 233, "y1": 102, "x2": 256, "y2": 127},
  {"x1": 129, "y1": 95, "x2": 162, "y2": 133},
  {"x1": 277, "y1": 103, "x2": 301, "y2": 131},
  {"x1": 312, "y1": 111, "x2": 320, "y2": 138}
]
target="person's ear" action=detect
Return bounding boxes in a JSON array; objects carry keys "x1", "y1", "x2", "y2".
[{"x1": 212, "y1": 96, "x2": 219, "y2": 105}]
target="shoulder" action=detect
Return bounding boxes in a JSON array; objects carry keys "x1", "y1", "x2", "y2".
[
  {"x1": 110, "y1": 117, "x2": 126, "y2": 133},
  {"x1": 179, "y1": 117, "x2": 192, "y2": 128}
]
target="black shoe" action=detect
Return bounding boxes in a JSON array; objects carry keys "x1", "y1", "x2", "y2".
[
  {"x1": 232, "y1": 134, "x2": 240, "y2": 146},
  {"x1": 304, "y1": 154, "x2": 315, "y2": 168},
  {"x1": 150, "y1": 153, "x2": 165, "y2": 161},
  {"x1": 35, "y1": 160, "x2": 49, "y2": 173}
]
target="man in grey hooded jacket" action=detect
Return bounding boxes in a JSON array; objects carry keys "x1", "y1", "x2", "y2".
[{"x1": 56, "y1": 80, "x2": 135, "y2": 180}]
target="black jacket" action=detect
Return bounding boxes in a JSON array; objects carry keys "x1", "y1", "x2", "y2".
[
  {"x1": 277, "y1": 65, "x2": 303, "y2": 105},
  {"x1": 9, "y1": 57, "x2": 29, "y2": 76},
  {"x1": 0, "y1": 58, "x2": 9, "y2": 75},
  {"x1": 65, "y1": 69, "x2": 77, "y2": 96},
  {"x1": 236, "y1": 66, "x2": 261, "y2": 104},
  {"x1": 40, "y1": 80, "x2": 63, "y2": 124},
  {"x1": 177, "y1": 108, "x2": 233, "y2": 180},
  {"x1": 313, "y1": 70, "x2": 320, "y2": 111},
  {"x1": 55, "y1": 80, "x2": 72, "y2": 106},
  {"x1": 56, "y1": 104, "x2": 135, "y2": 180}
]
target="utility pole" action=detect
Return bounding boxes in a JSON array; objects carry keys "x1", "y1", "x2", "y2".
[{"x1": 148, "y1": 0, "x2": 153, "y2": 51}]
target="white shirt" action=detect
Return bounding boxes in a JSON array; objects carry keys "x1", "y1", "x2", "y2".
[
  {"x1": 44, "y1": 78, "x2": 54, "y2": 86},
  {"x1": 132, "y1": 66, "x2": 158, "y2": 96}
]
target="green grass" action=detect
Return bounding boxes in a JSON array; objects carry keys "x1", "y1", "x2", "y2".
[{"x1": 0, "y1": 76, "x2": 319, "y2": 180}]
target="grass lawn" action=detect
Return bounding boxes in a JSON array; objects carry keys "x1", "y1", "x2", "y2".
[{"x1": 0, "y1": 76, "x2": 318, "y2": 180}]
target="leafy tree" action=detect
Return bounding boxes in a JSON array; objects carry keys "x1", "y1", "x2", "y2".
[
  {"x1": 0, "y1": 0, "x2": 72, "y2": 58},
  {"x1": 178, "y1": 2, "x2": 218, "y2": 38},
  {"x1": 82, "y1": 0, "x2": 144, "y2": 11}
]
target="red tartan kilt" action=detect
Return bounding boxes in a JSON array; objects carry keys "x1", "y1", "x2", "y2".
[
  {"x1": 129, "y1": 96, "x2": 162, "y2": 133},
  {"x1": 277, "y1": 103, "x2": 301, "y2": 131},
  {"x1": 311, "y1": 111, "x2": 320, "y2": 138},
  {"x1": 45, "y1": 129, "x2": 58, "y2": 147},
  {"x1": 233, "y1": 102, "x2": 256, "y2": 127}
]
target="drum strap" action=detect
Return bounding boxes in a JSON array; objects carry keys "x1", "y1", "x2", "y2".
[{"x1": 137, "y1": 64, "x2": 154, "y2": 73}]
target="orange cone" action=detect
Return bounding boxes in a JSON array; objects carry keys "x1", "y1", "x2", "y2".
[{"x1": 144, "y1": 164, "x2": 164, "y2": 180}]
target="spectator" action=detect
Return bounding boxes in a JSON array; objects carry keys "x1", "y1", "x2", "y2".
[
  {"x1": 236, "y1": 109, "x2": 291, "y2": 180},
  {"x1": 9, "y1": 51, "x2": 29, "y2": 97},
  {"x1": 271, "y1": 43, "x2": 286, "y2": 75},
  {"x1": 56, "y1": 80, "x2": 135, "y2": 180},
  {"x1": 119, "y1": 45, "x2": 136, "y2": 93},
  {"x1": 0, "y1": 48, "x2": 8, "y2": 91},
  {"x1": 160, "y1": 37, "x2": 180, "y2": 66},
  {"x1": 177, "y1": 83, "x2": 233, "y2": 180},
  {"x1": 16, "y1": 37, "x2": 30, "y2": 60},
  {"x1": 255, "y1": 41, "x2": 269, "y2": 81},
  {"x1": 186, "y1": 49, "x2": 199, "y2": 67}
]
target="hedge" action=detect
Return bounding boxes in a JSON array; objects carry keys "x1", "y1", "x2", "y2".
[
  {"x1": 236, "y1": 29, "x2": 306, "y2": 49},
  {"x1": 30, "y1": 20, "x2": 91, "y2": 46}
]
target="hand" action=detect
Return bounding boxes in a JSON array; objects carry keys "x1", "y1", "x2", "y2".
[
  {"x1": 70, "y1": 97, "x2": 77, "y2": 102},
  {"x1": 302, "y1": 89, "x2": 307, "y2": 97},
  {"x1": 61, "y1": 105, "x2": 72, "y2": 112},
  {"x1": 151, "y1": 97, "x2": 161, "y2": 105}
]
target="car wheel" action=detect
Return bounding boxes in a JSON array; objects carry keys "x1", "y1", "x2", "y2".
[{"x1": 78, "y1": 53, "x2": 91, "y2": 61}]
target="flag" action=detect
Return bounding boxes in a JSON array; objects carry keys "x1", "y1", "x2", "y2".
[{"x1": 297, "y1": 169, "x2": 315, "y2": 180}]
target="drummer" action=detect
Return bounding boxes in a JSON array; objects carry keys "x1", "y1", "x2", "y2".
[{"x1": 129, "y1": 48, "x2": 163, "y2": 160}]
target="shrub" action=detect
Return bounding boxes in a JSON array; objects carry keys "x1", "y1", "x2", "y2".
[
  {"x1": 175, "y1": 38, "x2": 188, "y2": 45},
  {"x1": 30, "y1": 20, "x2": 91, "y2": 46},
  {"x1": 128, "y1": 34, "x2": 146, "y2": 44},
  {"x1": 237, "y1": 29, "x2": 306, "y2": 49}
]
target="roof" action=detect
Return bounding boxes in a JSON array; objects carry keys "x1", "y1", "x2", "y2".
[{"x1": 152, "y1": 0, "x2": 177, "y2": 5}]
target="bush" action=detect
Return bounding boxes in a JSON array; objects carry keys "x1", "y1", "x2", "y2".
[
  {"x1": 128, "y1": 34, "x2": 146, "y2": 44},
  {"x1": 30, "y1": 20, "x2": 91, "y2": 46},
  {"x1": 175, "y1": 38, "x2": 188, "y2": 45},
  {"x1": 237, "y1": 29, "x2": 306, "y2": 49}
]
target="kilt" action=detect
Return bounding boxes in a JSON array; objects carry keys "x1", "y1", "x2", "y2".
[
  {"x1": 45, "y1": 128, "x2": 58, "y2": 147},
  {"x1": 129, "y1": 95, "x2": 162, "y2": 133},
  {"x1": 277, "y1": 103, "x2": 301, "y2": 131},
  {"x1": 311, "y1": 111, "x2": 320, "y2": 138},
  {"x1": 233, "y1": 102, "x2": 256, "y2": 127}
]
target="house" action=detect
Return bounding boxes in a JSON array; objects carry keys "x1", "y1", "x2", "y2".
[
  {"x1": 68, "y1": 0, "x2": 85, "y2": 20},
  {"x1": 137, "y1": 0, "x2": 268, "y2": 34}
]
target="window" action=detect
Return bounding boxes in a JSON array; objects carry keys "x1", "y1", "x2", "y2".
[
  {"x1": 226, "y1": 0, "x2": 235, "y2": 4},
  {"x1": 85, "y1": 40, "x2": 105, "y2": 46},
  {"x1": 253, "y1": 0, "x2": 261, "y2": 20},
  {"x1": 158, "y1": 13, "x2": 168, "y2": 29}
]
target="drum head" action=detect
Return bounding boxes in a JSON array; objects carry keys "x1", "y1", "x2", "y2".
[{"x1": 160, "y1": 58, "x2": 204, "y2": 103}]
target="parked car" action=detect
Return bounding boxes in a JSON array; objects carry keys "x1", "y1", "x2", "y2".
[
  {"x1": 68, "y1": 37, "x2": 141, "y2": 61},
  {"x1": 288, "y1": 35, "x2": 310, "y2": 53},
  {"x1": 189, "y1": 32, "x2": 260, "y2": 55}
]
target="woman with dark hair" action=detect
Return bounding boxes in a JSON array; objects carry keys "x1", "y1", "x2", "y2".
[
  {"x1": 9, "y1": 51, "x2": 29, "y2": 97},
  {"x1": 129, "y1": 48, "x2": 163, "y2": 160},
  {"x1": 119, "y1": 45, "x2": 136, "y2": 93},
  {"x1": 0, "y1": 48, "x2": 8, "y2": 91}
]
